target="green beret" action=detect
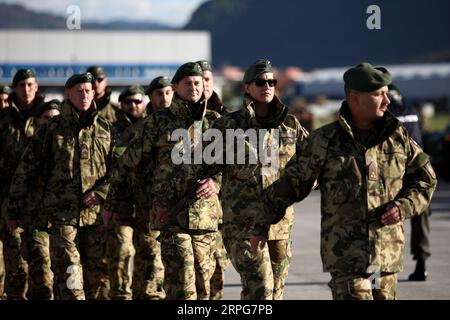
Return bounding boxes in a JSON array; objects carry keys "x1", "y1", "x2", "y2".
[
  {"x1": 35, "y1": 99, "x2": 61, "y2": 118},
  {"x1": 0, "y1": 85, "x2": 12, "y2": 95},
  {"x1": 12, "y1": 69, "x2": 37, "y2": 88},
  {"x1": 65, "y1": 72, "x2": 94, "y2": 89},
  {"x1": 343, "y1": 62, "x2": 392, "y2": 92},
  {"x1": 146, "y1": 76, "x2": 172, "y2": 94},
  {"x1": 171, "y1": 62, "x2": 203, "y2": 84},
  {"x1": 243, "y1": 59, "x2": 273, "y2": 84},
  {"x1": 86, "y1": 65, "x2": 106, "y2": 79},
  {"x1": 388, "y1": 83, "x2": 400, "y2": 93},
  {"x1": 119, "y1": 85, "x2": 145, "y2": 102},
  {"x1": 196, "y1": 60, "x2": 212, "y2": 72}
]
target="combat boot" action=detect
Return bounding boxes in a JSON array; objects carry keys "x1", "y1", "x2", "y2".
[{"x1": 408, "y1": 258, "x2": 428, "y2": 281}]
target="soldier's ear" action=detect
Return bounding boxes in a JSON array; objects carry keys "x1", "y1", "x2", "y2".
[{"x1": 244, "y1": 83, "x2": 251, "y2": 94}]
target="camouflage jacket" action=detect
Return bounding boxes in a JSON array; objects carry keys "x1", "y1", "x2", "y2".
[
  {"x1": 0, "y1": 94, "x2": 44, "y2": 215},
  {"x1": 176, "y1": 94, "x2": 308, "y2": 239},
  {"x1": 207, "y1": 91, "x2": 225, "y2": 115},
  {"x1": 6, "y1": 100, "x2": 114, "y2": 227},
  {"x1": 104, "y1": 94, "x2": 222, "y2": 232},
  {"x1": 258, "y1": 101, "x2": 437, "y2": 273},
  {"x1": 96, "y1": 88, "x2": 120, "y2": 124},
  {"x1": 107, "y1": 110, "x2": 149, "y2": 222}
]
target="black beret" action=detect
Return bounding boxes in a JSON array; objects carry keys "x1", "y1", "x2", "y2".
[
  {"x1": 119, "y1": 85, "x2": 145, "y2": 102},
  {"x1": 35, "y1": 99, "x2": 61, "y2": 118},
  {"x1": 171, "y1": 62, "x2": 203, "y2": 84},
  {"x1": 243, "y1": 59, "x2": 273, "y2": 84},
  {"x1": 86, "y1": 65, "x2": 106, "y2": 79},
  {"x1": 0, "y1": 85, "x2": 12, "y2": 95},
  {"x1": 196, "y1": 60, "x2": 212, "y2": 72},
  {"x1": 12, "y1": 69, "x2": 37, "y2": 88},
  {"x1": 65, "y1": 72, "x2": 94, "y2": 89},
  {"x1": 146, "y1": 76, "x2": 172, "y2": 94},
  {"x1": 343, "y1": 62, "x2": 392, "y2": 92}
]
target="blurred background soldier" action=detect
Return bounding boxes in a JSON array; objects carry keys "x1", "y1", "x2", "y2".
[
  {"x1": 197, "y1": 59, "x2": 225, "y2": 114},
  {"x1": 388, "y1": 84, "x2": 431, "y2": 281},
  {"x1": 87, "y1": 65, "x2": 120, "y2": 123},
  {"x1": 0, "y1": 85, "x2": 11, "y2": 109},
  {"x1": 197, "y1": 59, "x2": 229, "y2": 300},
  {"x1": 104, "y1": 85, "x2": 165, "y2": 299},
  {"x1": 7, "y1": 99, "x2": 61, "y2": 300},
  {"x1": 7, "y1": 73, "x2": 113, "y2": 300},
  {"x1": 145, "y1": 76, "x2": 173, "y2": 112},
  {"x1": 0, "y1": 68, "x2": 45, "y2": 299}
]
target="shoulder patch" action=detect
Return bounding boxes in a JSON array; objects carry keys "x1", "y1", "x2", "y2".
[{"x1": 425, "y1": 162, "x2": 436, "y2": 179}]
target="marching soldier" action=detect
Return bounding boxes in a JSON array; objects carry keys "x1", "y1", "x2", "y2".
[
  {"x1": 252, "y1": 63, "x2": 437, "y2": 300},
  {"x1": 7, "y1": 73, "x2": 114, "y2": 300}
]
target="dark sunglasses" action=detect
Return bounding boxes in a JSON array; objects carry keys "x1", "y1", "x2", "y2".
[
  {"x1": 253, "y1": 78, "x2": 277, "y2": 87},
  {"x1": 124, "y1": 99, "x2": 143, "y2": 105},
  {"x1": 95, "y1": 77, "x2": 105, "y2": 83}
]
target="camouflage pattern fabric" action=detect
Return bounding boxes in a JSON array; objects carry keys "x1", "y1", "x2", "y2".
[
  {"x1": 209, "y1": 229, "x2": 229, "y2": 300},
  {"x1": 26, "y1": 229, "x2": 53, "y2": 299},
  {"x1": 6, "y1": 100, "x2": 113, "y2": 227},
  {"x1": 329, "y1": 272, "x2": 397, "y2": 300},
  {"x1": 268, "y1": 238, "x2": 291, "y2": 300},
  {"x1": 258, "y1": 102, "x2": 437, "y2": 276},
  {"x1": 7, "y1": 101, "x2": 113, "y2": 300},
  {"x1": 161, "y1": 230, "x2": 215, "y2": 300},
  {"x1": 172, "y1": 93, "x2": 307, "y2": 299},
  {"x1": 132, "y1": 227, "x2": 165, "y2": 300},
  {"x1": 96, "y1": 88, "x2": 120, "y2": 124},
  {"x1": 4, "y1": 227, "x2": 28, "y2": 299},
  {"x1": 107, "y1": 111, "x2": 166, "y2": 300},
  {"x1": 52, "y1": 224, "x2": 108, "y2": 300},
  {"x1": 223, "y1": 225, "x2": 274, "y2": 300},
  {"x1": 0, "y1": 95, "x2": 43, "y2": 300},
  {"x1": 107, "y1": 224, "x2": 135, "y2": 300},
  {"x1": 105, "y1": 95, "x2": 221, "y2": 299}
]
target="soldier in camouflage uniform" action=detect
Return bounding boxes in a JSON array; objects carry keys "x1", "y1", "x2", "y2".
[
  {"x1": 87, "y1": 66, "x2": 120, "y2": 124},
  {"x1": 0, "y1": 85, "x2": 11, "y2": 109},
  {"x1": 103, "y1": 85, "x2": 165, "y2": 299},
  {"x1": 7, "y1": 73, "x2": 114, "y2": 300},
  {"x1": 105, "y1": 62, "x2": 222, "y2": 300},
  {"x1": 145, "y1": 76, "x2": 174, "y2": 113},
  {"x1": 0, "y1": 69, "x2": 45, "y2": 299},
  {"x1": 252, "y1": 63, "x2": 437, "y2": 300},
  {"x1": 6, "y1": 100, "x2": 61, "y2": 300},
  {"x1": 174, "y1": 59, "x2": 308, "y2": 300},
  {"x1": 196, "y1": 60, "x2": 229, "y2": 300}
]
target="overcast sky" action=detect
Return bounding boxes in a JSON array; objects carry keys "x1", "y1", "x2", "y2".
[{"x1": 1, "y1": 0, "x2": 208, "y2": 27}]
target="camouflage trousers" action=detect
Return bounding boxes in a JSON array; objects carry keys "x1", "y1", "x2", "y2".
[
  {"x1": 106, "y1": 223, "x2": 135, "y2": 300},
  {"x1": 51, "y1": 224, "x2": 108, "y2": 300},
  {"x1": 209, "y1": 229, "x2": 229, "y2": 300},
  {"x1": 132, "y1": 226, "x2": 165, "y2": 300},
  {"x1": 268, "y1": 239, "x2": 292, "y2": 300},
  {"x1": 24, "y1": 229, "x2": 54, "y2": 300},
  {"x1": 3, "y1": 226, "x2": 28, "y2": 300},
  {"x1": 161, "y1": 230, "x2": 215, "y2": 300},
  {"x1": 328, "y1": 272, "x2": 398, "y2": 300},
  {"x1": 224, "y1": 226, "x2": 274, "y2": 300}
]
